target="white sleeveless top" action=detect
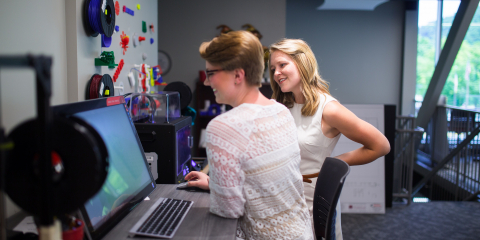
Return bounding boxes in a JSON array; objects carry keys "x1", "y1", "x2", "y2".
[
  {"x1": 206, "y1": 100, "x2": 313, "y2": 240},
  {"x1": 289, "y1": 93, "x2": 343, "y2": 240}
]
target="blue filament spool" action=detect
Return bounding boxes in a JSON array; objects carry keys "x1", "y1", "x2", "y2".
[{"x1": 84, "y1": 0, "x2": 115, "y2": 38}]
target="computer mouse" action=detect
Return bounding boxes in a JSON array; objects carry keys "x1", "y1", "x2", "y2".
[
  {"x1": 177, "y1": 179, "x2": 199, "y2": 189},
  {"x1": 177, "y1": 182, "x2": 189, "y2": 189},
  {"x1": 176, "y1": 180, "x2": 209, "y2": 192}
]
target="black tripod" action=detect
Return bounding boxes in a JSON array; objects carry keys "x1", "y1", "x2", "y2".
[{"x1": 0, "y1": 55, "x2": 53, "y2": 240}]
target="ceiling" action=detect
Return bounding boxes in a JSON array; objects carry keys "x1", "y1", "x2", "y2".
[{"x1": 317, "y1": 0, "x2": 389, "y2": 11}]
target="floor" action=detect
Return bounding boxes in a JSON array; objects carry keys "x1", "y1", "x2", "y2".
[{"x1": 341, "y1": 201, "x2": 480, "y2": 240}]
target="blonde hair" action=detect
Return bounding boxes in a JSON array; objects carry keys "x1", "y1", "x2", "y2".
[
  {"x1": 269, "y1": 38, "x2": 330, "y2": 116},
  {"x1": 199, "y1": 31, "x2": 264, "y2": 87}
]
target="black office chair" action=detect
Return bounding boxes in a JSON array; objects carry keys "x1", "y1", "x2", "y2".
[{"x1": 313, "y1": 157, "x2": 350, "y2": 240}]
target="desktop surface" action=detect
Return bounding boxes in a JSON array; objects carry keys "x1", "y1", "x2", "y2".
[{"x1": 102, "y1": 184, "x2": 237, "y2": 240}]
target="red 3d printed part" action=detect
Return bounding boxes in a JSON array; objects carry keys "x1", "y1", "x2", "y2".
[
  {"x1": 113, "y1": 59, "x2": 124, "y2": 82},
  {"x1": 138, "y1": 36, "x2": 146, "y2": 42},
  {"x1": 120, "y1": 31, "x2": 129, "y2": 55},
  {"x1": 141, "y1": 64, "x2": 147, "y2": 92},
  {"x1": 115, "y1": 1, "x2": 120, "y2": 15}
]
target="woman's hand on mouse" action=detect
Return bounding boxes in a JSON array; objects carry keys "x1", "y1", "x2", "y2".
[{"x1": 184, "y1": 171, "x2": 210, "y2": 190}]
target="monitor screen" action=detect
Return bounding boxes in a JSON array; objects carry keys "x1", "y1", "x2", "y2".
[{"x1": 52, "y1": 96, "x2": 156, "y2": 240}]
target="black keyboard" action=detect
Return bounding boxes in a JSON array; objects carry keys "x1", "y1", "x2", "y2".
[{"x1": 129, "y1": 198, "x2": 193, "y2": 238}]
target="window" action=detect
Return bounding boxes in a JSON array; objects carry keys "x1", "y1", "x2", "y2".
[{"x1": 416, "y1": 1, "x2": 480, "y2": 110}]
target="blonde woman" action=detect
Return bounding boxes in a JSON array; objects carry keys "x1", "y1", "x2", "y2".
[
  {"x1": 185, "y1": 31, "x2": 313, "y2": 239},
  {"x1": 269, "y1": 39, "x2": 390, "y2": 240}
]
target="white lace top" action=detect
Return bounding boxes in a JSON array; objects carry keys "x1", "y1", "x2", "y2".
[{"x1": 206, "y1": 100, "x2": 313, "y2": 240}]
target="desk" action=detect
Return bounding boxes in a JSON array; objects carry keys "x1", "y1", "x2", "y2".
[
  {"x1": 6, "y1": 184, "x2": 237, "y2": 240},
  {"x1": 102, "y1": 184, "x2": 237, "y2": 240}
]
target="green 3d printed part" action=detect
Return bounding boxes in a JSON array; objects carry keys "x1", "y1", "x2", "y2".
[
  {"x1": 142, "y1": 21, "x2": 147, "y2": 33},
  {"x1": 95, "y1": 51, "x2": 118, "y2": 68}
]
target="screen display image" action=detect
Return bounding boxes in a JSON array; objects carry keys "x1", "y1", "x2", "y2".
[{"x1": 73, "y1": 104, "x2": 153, "y2": 230}]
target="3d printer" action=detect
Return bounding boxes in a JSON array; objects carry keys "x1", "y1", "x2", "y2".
[{"x1": 127, "y1": 92, "x2": 195, "y2": 184}]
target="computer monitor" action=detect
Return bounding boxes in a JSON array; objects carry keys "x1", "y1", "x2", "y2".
[{"x1": 52, "y1": 96, "x2": 156, "y2": 240}]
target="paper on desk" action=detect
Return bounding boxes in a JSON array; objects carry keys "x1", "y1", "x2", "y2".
[{"x1": 13, "y1": 216, "x2": 38, "y2": 235}]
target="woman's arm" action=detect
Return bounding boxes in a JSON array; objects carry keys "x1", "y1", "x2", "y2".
[{"x1": 322, "y1": 101, "x2": 390, "y2": 166}]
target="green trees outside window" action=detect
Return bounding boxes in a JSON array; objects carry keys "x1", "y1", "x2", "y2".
[{"x1": 417, "y1": 1, "x2": 480, "y2": 109}]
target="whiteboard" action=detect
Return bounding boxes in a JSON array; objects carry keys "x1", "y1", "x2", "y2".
[{"x1": 331, "y1": 104, "x2": 386, "y2": 214}]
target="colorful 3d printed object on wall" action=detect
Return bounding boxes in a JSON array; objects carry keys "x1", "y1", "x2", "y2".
[
  {"x1": 120, "y1": 31, "x2": 129, "y2": 55},
  {"x1": 95, "y1": 51, "x2": 118, "y2": 68},
  {"x1": 123, "y1": 5, "x2": 134, "y2": 16},
  {"x1": 113, "y1": 59, "x2": 124, "y2": 82},
  {"x1": 115, "y1": 1, "x2": 120, "y2": 15}
]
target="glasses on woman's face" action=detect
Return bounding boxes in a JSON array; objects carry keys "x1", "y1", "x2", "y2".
[{"x1": 204, "y1": 69, "x2": 225, "y2": 81}]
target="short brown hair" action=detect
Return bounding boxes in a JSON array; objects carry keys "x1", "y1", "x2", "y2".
[
  {"x1": 269, "y1": 38, "x2": 330, "y2": 116},
  {"x1": 199, "y1": 31, "x2": 264, "y2": 87}
]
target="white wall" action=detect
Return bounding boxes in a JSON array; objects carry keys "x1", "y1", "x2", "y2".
[
  {"x1": 157, "y1": 0, "x2": 286, "y2": 94},
  {"x1": 401, "y1": 7, "x2": 418, "y2": 116},
  {"x1": 286, "y1": 0, "x2": 404, "y2": 108},
  {"x1": 0, "y1": 0, "x2": 68, "y2": 218}
]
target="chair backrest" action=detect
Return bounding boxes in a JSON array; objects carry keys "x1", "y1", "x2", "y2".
[{"x1": 313, "y1": 157, "x2": 350, "y2": 240}]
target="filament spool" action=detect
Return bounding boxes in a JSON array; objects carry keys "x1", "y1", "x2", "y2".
[
  {"x1": 86, "y1": 74, "x2": 114, "y2": 99},
  {"x1": 83, "y1": 0, "x2": 116, "y2": 38},
  {"x1": 6, "y1": 116, "x2": 109, "y2": 216}
]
